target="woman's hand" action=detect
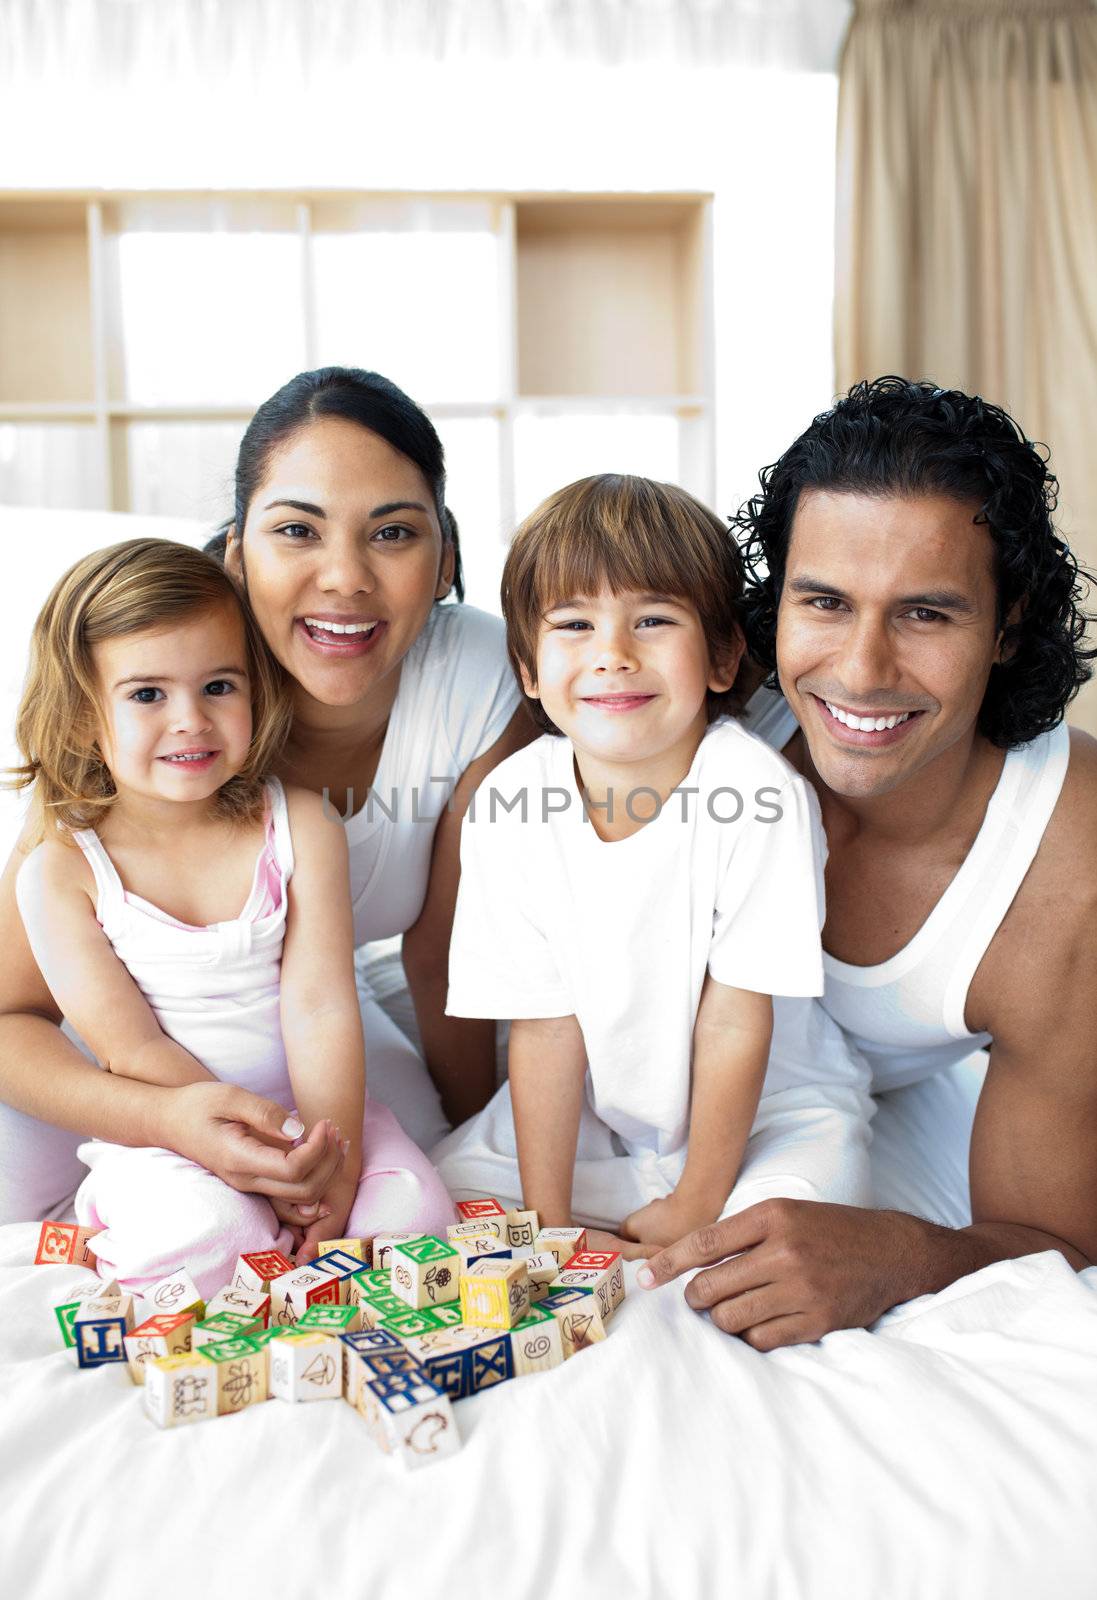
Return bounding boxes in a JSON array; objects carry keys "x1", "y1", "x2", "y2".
[{"x1": 167, "y1": 1082, "x2": 347, "y2": 1225}]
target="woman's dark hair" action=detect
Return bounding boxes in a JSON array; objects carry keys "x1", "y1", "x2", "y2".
[
  {"x1": 206, "y1": 366, "x2": 464, "y2": 601},
  {"x1": 735, "y1": 375, "x2": 1095, "y2": 748}
]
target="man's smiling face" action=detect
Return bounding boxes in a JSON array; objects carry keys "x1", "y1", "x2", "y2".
[{"x1": 775, "y1": 489, "x2": 1007, "y2": 799}]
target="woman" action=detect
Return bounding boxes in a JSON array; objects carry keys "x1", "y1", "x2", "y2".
[{"x1": 0, "y1": 366, "x2": 533, "y2": 1228}]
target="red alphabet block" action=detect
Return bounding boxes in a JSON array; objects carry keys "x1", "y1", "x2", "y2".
[
  {"x1": 561, "y1": 1250, "x2": 619, "y2": 1272},
  {"x1": 455, "y1": 1199, "x2": 506, "y2": 1226}
]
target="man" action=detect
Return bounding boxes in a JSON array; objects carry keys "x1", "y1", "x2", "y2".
[{"x1": 639, "y1": 376, "x2": 1097, "y2": 1348}]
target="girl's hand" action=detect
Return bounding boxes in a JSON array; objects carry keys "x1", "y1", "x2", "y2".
[
  {"x1": 293, "y1": 1168, "x2": 360, "y2": 1264},
  {"x1": 584, "y1": 1228, "x2": 650, "y2": 1261},
  {"x1": 621, "y1": 1194, "x2": 720, "y2": 1252}
]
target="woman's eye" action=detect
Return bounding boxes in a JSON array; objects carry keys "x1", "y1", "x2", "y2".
[
  {"x1": 129, "y1": 687, "x2": 163, "y2": 704},
  {"x1": 277, "y1": 522, "x2": 315, "y2": 541},
  {"x1": 373, "y1": 524, "x2": 415, "y2": 544},
  {"x1": 204, "y1": 680, "x2": 235, "y2": 697}
]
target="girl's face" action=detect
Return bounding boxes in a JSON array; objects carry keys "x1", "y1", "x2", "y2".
[
  {"x1": 228, "y1": 417, "x2": 455, "y2": 711},
  {"x1": 91, "y1": 603, "x2": 254, "y2": 807}
]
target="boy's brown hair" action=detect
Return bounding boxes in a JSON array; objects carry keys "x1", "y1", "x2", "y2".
[
  {"x1": 6, "y1": 538, "x2": 293, "y2": 844},
  {"x1": 501, "y1": 474, "x2": 745, "y2": 736}
]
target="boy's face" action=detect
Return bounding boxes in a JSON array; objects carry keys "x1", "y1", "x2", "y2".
[{"x1": 522, "y1": 586, "x2": 740, "y2": 768}]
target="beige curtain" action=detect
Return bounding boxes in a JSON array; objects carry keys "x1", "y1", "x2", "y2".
[{"x1": 835, "y1": 0, "x2": 1097, "y2": 735}]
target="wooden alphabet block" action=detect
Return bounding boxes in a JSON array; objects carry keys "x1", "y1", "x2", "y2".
[
  {"x1": 143, "y1": 1270, "x2": 204, "y2": 1322},
  {"x1": 459, "y1": 1257, "x2": 530, "y2": 1330},
  {"x1": 316, "y1": 1237, "x2": 369, "y2": 1263},
  {"x1": 269, "y1": 1263, "x2": 341, "y2": 1328},
  {"x1": 144, "y1": 1353, "x2": 218, "y2": 1427},
  {"x1": 34, "y1": 1220, "x2": 101, "y2": 1268},
  {"x1": 390, "y1": 1236, "x2": 460, "y2": 1310},
  {"x1": 74, "y1": 1307, "x2": 130, "y2": 1369},
  {"x1": 379, "y1": 1306, "x2": 446, "y2": 1342},
  {"x1": 296, "y1": 1302, "x2": 362, "y2": 1335},
  {"x1": 54, "y1": 1279, "x2": 120, "y2": 1349},
  {"x1": 197, "y1": 1336, "x2": 269, "y2": 1415},
  {"x1": 454, "y1": 1236, "x2": 513, "y2": 1272},
  {"x1": 509, "y1": 1305, "x2": 566, "y2": 1376},
  {"x1": 523, "y1": 1251, "x2": 560, "y2": 1303},
  {"x1": 372, "y1": 1233, "x2": 423, "y2": 1271},
  {"x1": 340, "y1": 1328, "x2": 405, "y2": 1402},
  {"x1": 233, "y1": 1250, "x2": 294, "y2": 1294},
  {"x1": 454, "y1": 1198, "x2": 507, "y2": 1235},
  {"x1": 540, "y1": 1286, "x2": 609, "y2": 1357},
  {"x1": 402, "y1": 1324, "x2": 514, "y2": 1400},
  {"x1": 312, "y1": 1249, "x2": 368, "y2": 1299},
  {"x1": 191, "y1": 1310, "x2": 263, "y2": 1351},
  {"x1": 504, "y1": 1209, "x2": 540, "y2": 1252},
  {"x1": 269, "y1": 1331, "x2": 342, "y2": 1402},
  {"x1": 557, "y1": 1252, "x2": 625, "y2": 1319},
  {"x1": 205, "y1": 1286, "x2": 271, "y2": 1327},
  {"x1": 356, "y1": 1373, "x2": 461, "y2": 1469},
  {"x1": 123, "y1": 1313, "x2": 195, "y2": 1383},
  {"x1": 533, "y1": 1227, "x2": 588, "y2": 1265}
]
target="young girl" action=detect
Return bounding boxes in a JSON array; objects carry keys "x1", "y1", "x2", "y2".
[
  {"x1": 11, "y1": 538, "x2": 454, "y2": 1296},
  {"x1": 433, "y1": 475, "x2": 872, "y2": 1254}
]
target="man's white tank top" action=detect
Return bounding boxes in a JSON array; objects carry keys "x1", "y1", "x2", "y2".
[
  {"x1": 70, "y1": 778, "x2": 295, "y2": 1106},
  {"x1": 745, "y1": 688, "x2": 1071, "y2": 1091}
]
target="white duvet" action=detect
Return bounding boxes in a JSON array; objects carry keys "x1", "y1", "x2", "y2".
[{"x1": 1, "y1": 1064, "x2": 1095, "y2": 1600}]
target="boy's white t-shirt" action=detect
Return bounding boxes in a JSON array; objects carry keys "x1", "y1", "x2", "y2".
[{"x1": 446, "y1": 716, "x2": 827, "y2": 1160}]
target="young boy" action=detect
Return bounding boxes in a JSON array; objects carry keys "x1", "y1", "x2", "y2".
[{"x1": 433, "y1": 475, "x2": 871, "y2": 1254}]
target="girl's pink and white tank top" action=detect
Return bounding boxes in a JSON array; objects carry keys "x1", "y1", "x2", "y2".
[{"x1": 70, "y1": 778, "x2": 295, "y2": 1106}]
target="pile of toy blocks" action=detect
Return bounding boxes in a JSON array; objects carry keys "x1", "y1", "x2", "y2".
[{"x1": 39, "y1": 1200, "x2": 627, "y2": 1472}]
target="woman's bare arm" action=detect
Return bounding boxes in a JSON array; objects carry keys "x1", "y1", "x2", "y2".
[{"x1": 402, "y1": 706, "x2": 537, "y2": 1125}]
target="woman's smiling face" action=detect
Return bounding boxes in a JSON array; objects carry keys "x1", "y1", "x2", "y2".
[{"x1": 229, "y1": 416, "x2": 455, "y2": 710}]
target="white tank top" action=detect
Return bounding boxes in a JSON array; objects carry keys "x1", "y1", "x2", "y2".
[
  {"x1": 70, "y1": 778, "x2": 296, "y2": 1106},
  {"x1": 745, "y1": 687, "x2": 1071, "y2": 1091}
]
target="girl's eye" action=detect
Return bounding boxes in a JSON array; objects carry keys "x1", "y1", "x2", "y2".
[
  {"x1": 129, "y1": 687, "x2": 164, "y2": 704},
  {"x1": 553, "y1": 619, "x2": 591, "y2": 631},
  {"x1": 204, "y1": 680, "x2": 236, "y2": 696},
  {"x1": 373, "y1": 524, "x2": 415, "y2": 544},
  {"x1": 637, "y1": 615, "x2": 673, "y2": 628}
]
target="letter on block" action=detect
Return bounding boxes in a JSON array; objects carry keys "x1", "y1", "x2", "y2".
[
  {"x1": 233, "y1": 1250, "x2": 294, "y2": 1294},
  {"x1": 390, "y1": 1236, "x2": 461, "y2": 1310},
  {"x1": 557, "y1": 1252, "x2": 625, "y2": 1320},
  {"x1": 454, "y1": 1236, "x2": 513, "y2": 1273},
  {"x1": 145, "y1": 1353, "x2": 217, "y2": 1427},
  {"x1": 372, "y1": 1233, "x2": 423, "y2": 1271},
  {"x1": 533, "y1": 1227, "x2": 588, "y2": 1265},
  {"x1": 198, "y1": 1336, "x2": 269, "y2": 1415},
  {"x1": 505, "y1": 1209, "x2": 540, "y2": 1252},
  {"x1": 356, "y1": 1374, "x2": 461, "y2": 1469},
  {"x1": 269, "y1": 1264, "x2": 341, "y2": 1328},
  {"x1": 124, "y1": 1313, "x2": 195, "y2": 1384},
  {"x1": 313, "y1": 1249, "x2": 369, "y2": 1298},
  {"x1": 144, "y1": 1270, "x2": 205, "y2": 1322},
  {"x1": 192, "y1": 1310, "x2": 263, "y2": 1351},
  {"x1": 340, "y1": 1329, "x2": 404, "y2": 1402},
  {"x1": 379, "y1": 1306, "x2": 446, "y2": 1342},
  {"x1": 296, "y1": 1302, "x2": 362, "y2": 1335},
  {"x1": 460, "y1": 1257, "x2": 530, "y2": 1331},
  {"x1": 523, "y1": 1252, "x2": 561, "y2": 1303},
  {"x1": 269, "y1": 1331, "x2": 342, "y2": 1402},
  {"x1": 74, "y1": 1302, "x2": 131, "y2": 1369},
  {"x1": 455, "y1": 1198, "x2": 507, "y2": 1233},
  {"x1": 540, "y1": 1287, "x2": 609, "y2": 1357},
  {"x1": 316, "y1": 1237, "x2": 369, "y2": 1262},
  {"x1": 447, "y1": 1219, "x2": 507, "y2": 1247},
  {"x1": 402, "y1": 1324, "x2": 514, "y2": 1400},
  {"x1": 510, "y1": 1307, "x2": 566, "y2": 1377}
]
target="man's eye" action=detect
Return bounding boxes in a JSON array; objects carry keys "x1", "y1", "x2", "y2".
[
  {"x1": 130, "y1": 687, "x2": 163, "y2": 704},
  {"x1": 204, "y1": 680, "x2": 235, "y2": 696},
  {"x1": 909, "y1": 607, "x2": 945, "y2": 623},
  {"x1": 809, "y1": 596, "x2": 844, "y2": 612}
]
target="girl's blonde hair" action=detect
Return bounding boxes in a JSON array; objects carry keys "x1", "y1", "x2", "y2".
[
  {"x1": 502, "y1": 474, "x2": 745, "y2": 736},
  {"x1": 7, "y1": 538, "x2": 293, "y2": 843}
]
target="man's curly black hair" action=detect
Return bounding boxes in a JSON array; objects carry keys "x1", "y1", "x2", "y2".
[{"x1": 735, "y1": 376, "x2": 1096, "y2": 749}]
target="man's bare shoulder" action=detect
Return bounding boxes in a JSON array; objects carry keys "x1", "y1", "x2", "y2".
[{"x1": 970, "y1": 725, "x2": 1097, "y2": 1038}]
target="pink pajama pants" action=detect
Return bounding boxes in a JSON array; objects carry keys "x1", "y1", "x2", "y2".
[{"x1": 74, "y1": 1096, "x2": 455, "y2": 1300}]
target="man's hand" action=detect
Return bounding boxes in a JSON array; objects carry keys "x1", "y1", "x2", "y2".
[
  {"x1": 167, "y1": 1082, "x2": 347, "y2": 1228},
  {"x1": 637, "y1": 1199, "x2": 933, "y2": 1350}
]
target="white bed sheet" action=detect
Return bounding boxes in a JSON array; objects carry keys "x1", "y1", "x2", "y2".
[{"x1": 2, "y1": 1060, "x2": 1094, "y2": 1600}]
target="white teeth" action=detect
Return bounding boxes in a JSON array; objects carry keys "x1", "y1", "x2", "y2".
[
  {"x1": 164, "y1": 753, "x2": 212, "y2": 762},
  {"x1": 303, "y1": 617, "x2": 378, "y2": 636},
  {"x1": 824, "y1": 700, "x2": 913, "y2": 732}
]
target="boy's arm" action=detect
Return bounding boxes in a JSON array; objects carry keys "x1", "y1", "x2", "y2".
[
  {"x1": 279, "y1": 789, "x2": 365, "y2": 1185},
  {"x1": 508, "y1": 1013, "x2": 588, "y2": 1227},
  {"x1": 15, "y1": 842, "x2": 215, "y2": 1088},
  {"x1": 623, "y1": 978, "x2": 771, "y2": 1247}
]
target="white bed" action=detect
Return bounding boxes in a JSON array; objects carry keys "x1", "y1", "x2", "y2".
[{"x1": 2, "y1": 1061, "x2": 1095, "y2": 1600}]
